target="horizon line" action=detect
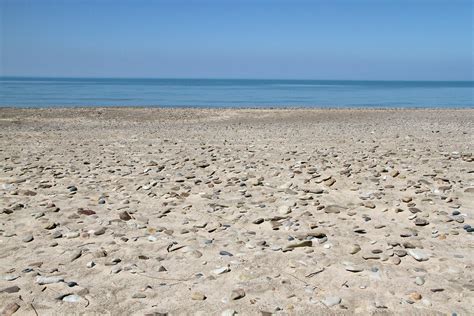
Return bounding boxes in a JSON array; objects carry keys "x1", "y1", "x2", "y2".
[{"x1": 1, "y1": 75, "x2": 473, "y2": 82}]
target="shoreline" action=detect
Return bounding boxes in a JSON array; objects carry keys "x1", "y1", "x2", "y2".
[{"x1": 1, "y1": 105, "x2": 473, "y2": 110}]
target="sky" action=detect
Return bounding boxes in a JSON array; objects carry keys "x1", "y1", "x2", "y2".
[{"x1": 0, "y1": 0, "x2": 473, "y2": 80}]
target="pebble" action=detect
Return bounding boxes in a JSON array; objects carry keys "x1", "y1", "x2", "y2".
[
  {"x1": 77, "y1": 209, "x2": 96, "y2": 216},
  {"x1": 65, "y1": 231, "x2": 80, "y2": 239},
  {"x1": 219, "y1": 250, "x2": 233, "y2": 257},
  {"x1": 22, "y1": 234, "x2": 34, "y2": 243},
  {"x1": 1, "y1": 303, "x2": 20, "y2": 316},
  {"x1": 409, "y1": 292, "x2": 422, "y2": 301},
  {"x1": 93, "y1": 227, "x2": 106, "y2": 235},
  {"x1": 212, "y1": 267, "x2": 230, "y2": 275},
  {"x1": 230, "y1": 288, "x2": 246, "y2": 300},
  {"x1": 111, "y1": 266, "x2": 122, "y2": 274},
  {"x1": 44, "y1": 222, "x2": 57, "y2": 230},
  {"x1": 364, "y1": 201, "x2": 376, "y2": 209},
  {"x1": 324, "y1": 205, "x2": 346, "y2": 214},
  {"x1": 407, "y1": 249, "x2": 430, "y2": 261},
  {"x1": 86, "y1": 261, "x2": 95, "y2": 268},
  {"x1": 252, "y1": 218, "x2": 264, "y2": 224},
  {"x1": 350, "y1": 244, "x2": 361, "y2": 254},
  {"x1": 221, "y1": 309, "x2": 237, "y2": 316},
  {"x1": 362, "y1": 254, "x2": 380, "y2": 260},
  {"x1": 132, "y1": 293, "x2": 147, "y2": 299},
  {"x1": 70, "y1": 249, "x2": 82, "y2": 262},
  {"x1": 345, "y1": 266, "x2": 364, "y2": 273},
  {"x1": 36, "y1": 276, "x2": 64, "y2": 284},
  {"x1": 284, "y1": 240, "x2": 312, "y2": 250},
  {"x1": 415, "y1": 276, "x2": 425, "y2": 285},
  {"x1": 119, "y1": 211, "x2": 132, "y2": 221},
  {"x1": 62, "y1": 294, "x2": 81, "y2": 303},
  {"x1": 1, "y1": 275, "x2": 19, "y2": 281},
  {"x1": 1, "y1": 286, "x2": 20, "y2": 293},
  {"x1": 414, "y1": 218, "x2": 429, "y2": 226},
  {"x1": 322, "y1": 296, "x2": 342, "y2": 307},
  {"x1": 191, "y1": 292, "x2": 206, "y2": 300},
  {"x1": 391, "y1": 256, "x2": 401, "y2": 265},
  {"x1": 51, "y1": 231, "x2": 62, "y2": 238}
]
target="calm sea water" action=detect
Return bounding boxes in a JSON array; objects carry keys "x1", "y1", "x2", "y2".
[{"x1": 0, "y1": 77, "x2": 473, "y2": 108}]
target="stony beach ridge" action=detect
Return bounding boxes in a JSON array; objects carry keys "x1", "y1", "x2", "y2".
[{"x1": 0, "y1": 108, "x2": 473, "y2": 315}]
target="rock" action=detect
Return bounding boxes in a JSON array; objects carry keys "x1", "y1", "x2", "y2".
[
  {"x1": 111, "y1": 266, "x2": 122, "y2": 274},
  {"x1": 415, "y1": 276, "x2": 425, "y2": 285},
  {"x1": 362, "y1": 254, "x2": 380, "y2": 260},
  {"x1": 132, "y1": 293, "x2": 147, "y2": 299},
  {"x1": 345, "y1": 266, "x2": 364, "y2": 273},
  {"x1": 221, "y1": 310, "x2": 237, "y2": 316},
  {"x1": 391, "y1": 256, "x2": 401, "y2": 265},
  {"x1": 219, "y1": 250, "x2": 233, "y2": 257},
  {"x1": 77, "y1": 209, "x2": 96, "y2": 216},
  {"x1": 409, "y1": 292, "x2": 422, "y2": 301},
  {"x1": 0, "y1": 302, "x2": 20, "y2": 316},
  {"x1": 322, "y1": 296, "x2": 341, "y2": 307},
  {"x1": 67, "y1": 185, "x2": 78, "y2": 192},
  {"x1": 324, "y1": 178, "x2": 336, "y2": 187},
  {"x1": 278, "y1": 205, "x2": 291, "y2": 215},
  {"x1": 22, "y1": 234, "x2": 33, "y2": 243},
  {"x1": 62, "y1": 294, "x2": 81, "y2": 303},
  {"x1": 93, "y1": 227, "x2": 106, "y2": 235},
  {"x1": 409, "y1": 207, "x2": 421, "y2": 213},
  {"x1": 324, "y1": 205, "x2": 346, "y2": 214},
  {"x1": 212, "y1": 267, "x2": 230, "y2": 275},
  {"x1": 36, "y1": 276, "x2": 64, "y2": 285},
  {"x1": 364, "y1": 201, "x2": 376, "y2": 209},
  {"x1": 408, "y1": 249, "x2": 430, "y2": 261},
  {"x1": 70, "y1": 249, "x2": 82, "y2": 262},
  {"x1": 414, "y1": 218, "x2": 429, "y2": 226},
  {"x1": 252, "y1": 218, "x2": 264, "y2": 224},
  {"x1": 65, "y1": 231, "x2": 80, "y2": 239},
  {"x1": 191, "y1": 292, "x2": 206, "y2": 300},
  {"x1": 394, "y1": 249, "x2": 407, "y2": 257},
  {"x1": 1, "y1": 286, "x2": 20, "y2": 293},
  {"x1": 44, "y1": 222, "x2": 57, "y2": 230},
  {"x1": 230, "y1": 288, "x2": 246, "y2": 300},
  {"x1": 51, "y1": 231, "x2": 62, "y2": 239},
  {"x1": 119, "y1": 211, "x2": 132, "y2": 221},
  {"x1": 284, "y1": 240, "x2": 312, "y2": 250},
  {"x1": 350, "y1": 244, "x2": 361, "y2": 254},
  {"x1": 1, "y1": 275, "x2": 19, "y2": 281}
]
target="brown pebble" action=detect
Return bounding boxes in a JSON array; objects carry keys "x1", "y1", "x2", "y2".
[
  {"x1": 191, "y1": 292, "x2": 206, "y2": 300},
  {"x1": 409, "y1": 292, "x2": 422, "y2": 301},
  {"x1": 1, "y1": 303, "x2": 20, "y2": 316}
]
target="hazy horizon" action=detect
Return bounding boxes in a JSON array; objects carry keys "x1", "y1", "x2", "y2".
[
  {"x1": 1, "y1": 76, "x2": 474, "y2": 82},
  {"x1": 1, "y1": 0, "x2": 473, "y2": 81}
]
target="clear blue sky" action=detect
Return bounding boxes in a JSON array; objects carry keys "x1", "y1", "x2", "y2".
[{"x1": 1, "y1": 0, "x2": 473, "y2": 80}]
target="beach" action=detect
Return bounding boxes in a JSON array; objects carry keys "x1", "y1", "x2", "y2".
[{"x1": 0, "y1": 107, "x2": 473, "y2": 315}]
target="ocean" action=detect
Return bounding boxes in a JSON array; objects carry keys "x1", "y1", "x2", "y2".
[{"x1": 0, "y1": 77, "x2": 473, "y2": 108}]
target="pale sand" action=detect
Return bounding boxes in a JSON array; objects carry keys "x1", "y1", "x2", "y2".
[{"x1": 0, "y1": 108, "x2": 473, "y2": 315}]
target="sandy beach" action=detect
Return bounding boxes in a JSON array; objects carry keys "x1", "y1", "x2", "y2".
[{"x1": 0, "y1": 108, "x2": 473, "y2": 315}]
